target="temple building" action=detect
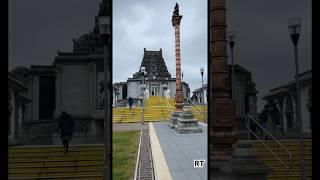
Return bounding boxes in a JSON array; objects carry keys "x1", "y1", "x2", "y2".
[
  {"x1": 263, "y1": 70, "x2": 312, "y2": 137},
  {"x1": 8, "y1": 0, "x2": 190, "y2": 144},
  {"x1": 8, "y1": 71, "x2": 31, "y2": 145},
  {"x1": 192, "y1": 64, "x2": 258, "y2": 118},
  {"x1": 192, "y1": 64, "x2": 257, "y2": 139},
  {"x1": 8, "y1": 0, "x2": 111, "y2": 145},
  {"x1": 112, "y1": 48, "x2": 190, "y2": 107}
]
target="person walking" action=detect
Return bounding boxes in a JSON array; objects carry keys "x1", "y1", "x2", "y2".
[
  {"x1": 270, "y1": 103, "x2": 281, "y2": 138},
  {"x1": 259, "y1": 104, "x2": 269, "y2": 140},
  {"x1": 58, "y1": 111, "x2": 74, "y2": 154},
  {"x1": 128, "y1": 97, "x2": 133, "y2": 111}
]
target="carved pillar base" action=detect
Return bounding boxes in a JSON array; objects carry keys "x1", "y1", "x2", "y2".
[
  {"x1": 210, "y1": 98, "x2": 238, "y2": 161},
  {"x1": 168, "y1": 111, "x2": 181, "y2": 128},
  {"x1": 221, "y1": 141, "x2": 272, "y2": 180},
  {"x1": 175, "y1": 107, "x2": 202, "y2": 134},
  {"x1": 210, "y1": 141, "x2": 272, "y2": 180}
]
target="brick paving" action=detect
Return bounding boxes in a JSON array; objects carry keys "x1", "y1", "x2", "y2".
[{"x1": 137, "y1": 125, "x2": 154, "y2": 180}]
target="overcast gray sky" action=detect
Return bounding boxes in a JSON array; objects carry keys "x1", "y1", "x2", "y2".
[
  {"x1": 113, "y1": 0, "x2": 207, "y2": 93},
  {"x1": 9, "y1": 0, "x2": 311, "y2": 111}
]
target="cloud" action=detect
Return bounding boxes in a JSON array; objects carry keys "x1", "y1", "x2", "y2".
[
  {"x1": 113, "y1": 0, "x2": 207, "y2": 93},
  {"x1": 10, "y1": 0, "x2": 311, "y2": 111}
]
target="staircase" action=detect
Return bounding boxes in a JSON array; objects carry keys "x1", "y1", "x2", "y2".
[
  {"x1": 112, "y1": 96, "x2": 208, "y2": 123},
  {"x1": 189, "y1": 106, "x2": 207, "y2": 122},
  {"x1": 8, "y1": 144, "x2": 104, "y2": 179},
  {"x1": 254, "y1": 139, "x2": 312, "y2": 180},
  {"x1": 112, "y1": 96, "x2": 174, "y2": 123}
]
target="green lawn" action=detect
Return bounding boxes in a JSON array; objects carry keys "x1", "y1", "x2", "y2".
[{"x1": 112, "y1": 131, "x2": 140, "y2": 180}]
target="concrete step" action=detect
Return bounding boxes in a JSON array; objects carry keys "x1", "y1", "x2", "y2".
[
  {"x1": 8, "y1": 174, "x2": 103, "y2": 180},
  {"x1": 8, "y1": 145, "x2": 104, "y2": 179},
  {"x1": 254, "y1": 140, "x2": 312, "y2": 180},
  {"x1": 9, "y1": 169, "x2": 103, "y2": 178}
]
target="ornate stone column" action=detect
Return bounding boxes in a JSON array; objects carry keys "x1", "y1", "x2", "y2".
[
  {"x1": 172, "y1": 3, "x2": 184, "y2": 112},
  {"x1": 168, "y1": 3, "x2": 183, "y2": 128},
  {"x1": 169, "y1": 4, "x2": 202, "y2": 134},
  {"x1": 209, "y1": 0, "x2": 238, "y2": 161}
]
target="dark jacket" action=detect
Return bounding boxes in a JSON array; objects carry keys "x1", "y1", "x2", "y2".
[
  {"x1": 128, "y1": 97, "x2": 133, "y2": 106},
  {"x1": 258, "y1": 109, "x2": 268, "y2": 124},
  {"x1": 270, "y1": 109, "x2": 281, "y2": 125},
  {"x1": 59, "y1": 113, "x2": 74, "y2": 137}
]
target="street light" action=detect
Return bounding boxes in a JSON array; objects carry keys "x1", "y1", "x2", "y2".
[
  {"x1": 200, "y1": 67, "x2": 204, "y2": 104},
  {"x1": 228, "y1": 31, "x2": 236, "y2": 100},
  {"x1": 182, "y1": 71, "x2": 184, "y2": 82},
  {"x1": 141, "y1": 66, "x2": 147, "y2": 125},
  {"x1": 288, "y1": 17, "x2": 306, "y2": 180},
  {"x1": 182, "y1": 72, "x2": 184, "y2": 101},
  {"x1": 99, "y1": 15, "x2": 111, "y2": 180}
]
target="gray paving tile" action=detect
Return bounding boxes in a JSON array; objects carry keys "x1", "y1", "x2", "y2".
[
  {"x1": 166, "y1": 158, "x2": 181, "y2": 171},
  {"x1": 195, "y1": 168, "x2": 207, "y2": 180},
  {"x1": 179, "y1": 159, "x2": 194, "y2": 169},
  {"x1": 153, "y1": 122, "x2": 207, "y2": 179},
  {"x1": 183, "y1": 169, "x2": 204, "y2": 180},
  {"x1": 170, "y1": 170, "x2": 187, "y2": 180}
]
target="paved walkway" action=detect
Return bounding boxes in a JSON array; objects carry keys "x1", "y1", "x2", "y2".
[{"x1": 150, "y1": 122, "x2": 207, "y2": 180}]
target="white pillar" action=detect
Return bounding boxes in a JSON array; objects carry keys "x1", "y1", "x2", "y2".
[
  {"x1": 241, "y1": 78, "x2": 245, "y2": 118},
  {"x1": 204, "y1": 88, "x2": 207, "y2": 104},
  {"x1": 291, "y1": 94, "x2": 297, "y2": 131},
  {"x1": 283, "y1": 96, "x2": 288, "y2": 132},
  {"x1": 32, "y1": 76, "x2": 39, "y2": 121},
  {"x1": 88, "y1": 63, "x2": 95, "y2": 114},
  {"x1": 26, "y1": 78, "x2": 33, "y2": 122},
  {"x1": 112, "y1": 91, "x2": 115, "y2": 107},
  {"x1": 18, "y1": 103, "x2": 23, "y2": 143},
  {"x1": 93, "y1": 65, "x2": 97, "y2": 110},
  {"x1": 54, "y1": 65, "x2": 63, "y2": 118},
  {"x1": 235, "y1": 76, "x2": 240, "y2": 118},
  {"x1": 9, "y1": 90, "x2": 15, "y2": 140},
  {"x1": 279, "y1": 97, "x2": 285, "y2": 132}
]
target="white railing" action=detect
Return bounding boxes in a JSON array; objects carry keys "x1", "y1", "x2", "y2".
[
  {"x1": 186, "y1": 98, "x2": 207, "y2": 122},
  {"x1": 246, "y1": 114, "x2": 292, "y2": 177},
  {"x1": 163, "y1": 96, "x2": 173, "y2": 114}
]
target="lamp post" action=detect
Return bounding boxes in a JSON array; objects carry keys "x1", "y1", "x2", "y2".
[
  {"x1": 182, "y1": 72, "x2": 184, "y2": 101},
  {"x1": 99, "y1": 15, "x2": 111, "y2": 180},
  {"x1": 182, "y1": 71, "x2": 184, "y2": 82},
  {"x1": 288, "y1": 17, "x2": 305, "y2": 180},
  {"x1": 200, "y1": 67, "x2": 204, "y2": 104},
  {"x1": 141, "y1": 66, "x2": 147, "y2": 125},
  {"x1": 228, "y1": 31, "x2": 236, "y2": 100}
]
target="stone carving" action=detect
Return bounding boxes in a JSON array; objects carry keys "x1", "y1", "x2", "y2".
[
  {"x1": 132, "y1": 49, "x2": 171, "y2": 80},
  {"x1": 210, "y1": 0, "x2": 238, "y2": 161},
  {"x1": 173, "y1": 3, "x2": 179, "y2": 15},
  {"x1": 172, "y1": 4, "x2": 183, "y2": 112}
]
